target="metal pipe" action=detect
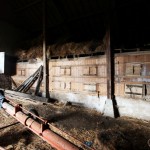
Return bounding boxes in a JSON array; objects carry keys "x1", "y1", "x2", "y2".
[{"x1": 2, "y1": 102, "x2": 79, "y2": 150}]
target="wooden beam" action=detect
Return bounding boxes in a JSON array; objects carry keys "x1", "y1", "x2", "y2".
[
  {"x1": 34, "y1": 66, "x2": 43, "y2": 96},
  {"x1": 106, "y1": 28, "x2": 114, "y2": 99},
  {"x1": 43, "y1": 0, "x2": 49, "y2": 98},
  {"x1": 15, "y1": 66, "x2": 42, "y2": 92},
  {"x1": 5, "y1": 90, "x2": 48, "y2": 103},
  {"x1": 106, "y1": 27, "x2": 120, "y2": 118},
  {"x1": 15, "y1": 0, "x2": 42, "y2": 12},
  {"x1": 106, "y1": 0, "x2": 116, "y2": 100},
  {"x1": 105, "y1": 1, "x2": 120, "y2": 118}
]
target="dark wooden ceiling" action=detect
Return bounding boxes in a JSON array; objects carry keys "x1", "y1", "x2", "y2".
[{"x1": 0, "y1": 0, "x2": 150, "y2": 49}]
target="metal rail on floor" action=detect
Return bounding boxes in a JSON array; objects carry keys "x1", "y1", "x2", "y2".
[
  {"x1": 1, "y1": 101, "x2": 79, "y2": 150},
  {"x1": 4, "y1": 96, "x2": 96, "y2": 150},
  {"x1": 0, "y1": 122, "x2": 19, "y2": 130}
]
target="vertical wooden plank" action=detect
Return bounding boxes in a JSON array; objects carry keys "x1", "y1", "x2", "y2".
[
  {"x1": 105, "y1": 2, "x2": 120, "y2": 117},
  {"x1": 106, "y1": 29, "x2": 114, "y2": 99}
]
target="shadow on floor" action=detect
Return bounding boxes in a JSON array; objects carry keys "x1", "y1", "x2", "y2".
[{"x1": 0, "y1": 126, "x2": 33, "y2": 147}]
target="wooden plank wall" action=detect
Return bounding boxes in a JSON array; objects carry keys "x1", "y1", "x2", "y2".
[
  {"x1": 49, "y1": 56, "x2": 107, "y2": 96},
  {"x1": 12, "y1": 63, "x2": 43, "y2": 90},
  {"x1": 12, "y1": 53, "x2": 150, "y2": 99},
  {"x1": 115, "y1": 53, "x2": 150, "y2": 99}
]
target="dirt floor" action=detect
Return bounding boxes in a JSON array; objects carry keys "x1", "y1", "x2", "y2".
[{"x1": 0, "y1": 99, "x2": 150, "y2": 150}]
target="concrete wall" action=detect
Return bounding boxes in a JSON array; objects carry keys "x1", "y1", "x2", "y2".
[
  {"x1": 103, "y1": 97, "x2": 150, "y2": 120},
  {"x1": 50, "y1": 91, "x2": 107, "y2": 112},
  {"x1": 116, "y1": 97, "x2": 150, "y2": 120},
  {"x1": 50, "y1": 91, "x2": 150, "y2": 121}
]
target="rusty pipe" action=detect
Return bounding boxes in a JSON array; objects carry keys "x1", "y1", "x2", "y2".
[{"x1": 2, "y1": 102, "x2": 79, "y2": 150}]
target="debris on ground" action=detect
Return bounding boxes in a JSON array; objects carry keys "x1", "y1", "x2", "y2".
[{"x1": 0, "y1": 99, "x2": 150, "y2": 150}]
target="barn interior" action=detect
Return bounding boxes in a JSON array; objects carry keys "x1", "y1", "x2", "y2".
[{"x1": 0, "y1": 0, "x2": 150, "y2": 150}]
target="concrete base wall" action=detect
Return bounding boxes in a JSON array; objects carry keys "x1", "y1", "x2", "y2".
[
  {"x1": 50, "y1": 92, "x2": 107, "y2": 113},
  {"x1": 50, "y1": 92, "x2": 150, "y2": 121},
  {"x1": 116, "y1": 97, "x2": 150, "y2": 120}
]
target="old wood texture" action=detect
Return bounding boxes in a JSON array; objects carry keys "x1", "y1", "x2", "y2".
[
  {"x1": 5, "y1": 90, "x2": 48, "y2": 102},
  {"x1": 12, "y1": 52, "x2": 150, "y2": 99},
  {"x1": 15, "y1": 65, "x2": 43, "y2": 93},
  {"x1": 43, "y1": 0, "x2": 49, "y2": 98},
  {"x1": 105, "y1": 29, "x2": 114, "y2": 99},
  {"x1": 115, "y1": 53, "x2": 150, "y2": 98},
  {"x1": 49, "y1": 57, "x2": 107, "y2": 95},
  {"x1": 34, "y1": 66, "x2": 43, "y2": 95}
]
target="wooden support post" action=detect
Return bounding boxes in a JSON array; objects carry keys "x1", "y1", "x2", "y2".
[
  {"x1": 105, "y1": 1, "x2": 120, "y2": 117},
  {"x1": 106, "y1": 28, "x2": 114, "y2": 100},
  {"x1": 43, "y1": 0, "x2": 49, "y2": 98},
  {"x1": 15, "y1": 0, "x2": 42, "y2": 12}
]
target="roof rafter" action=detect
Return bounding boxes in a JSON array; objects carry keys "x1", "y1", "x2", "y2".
[{"x1": 15, "y1": 0, "x2": 42, "y2": 12}]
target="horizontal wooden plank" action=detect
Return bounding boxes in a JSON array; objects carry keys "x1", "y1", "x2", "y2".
[
  {"x1": 125, "y1": 84, "x2": 143, "y2": 95},
  {"x1": 4, "y1": 90, "x2": 48, "y2": 102},
  {"x1": 51, "y1": 76, "x2": 107, "y2": 83},
  {"x1": 84, "y1": 84, "x2": 96, "y2": 92}
]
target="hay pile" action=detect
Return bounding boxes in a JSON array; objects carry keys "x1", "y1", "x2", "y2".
[
  {"x1": 15, "y1": 39, "x2": 106, "y2": 61},
  {"x1": 47, "y1": 41, "x2": 105, "y2": 57}
]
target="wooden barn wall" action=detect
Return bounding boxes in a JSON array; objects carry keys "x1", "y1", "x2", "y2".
[
  {"x1": 12, "y1": 62, "x2": 43, "y2": 90},
  {"x1": 12, "y1": 53, "x2": 150, "y2": 100},
  {"x1": 115, "y1": 53, "x2": 150, "y2": 100},
  {"x1": 49, "y1": 56, "x2": 107, "y2": 96}
]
